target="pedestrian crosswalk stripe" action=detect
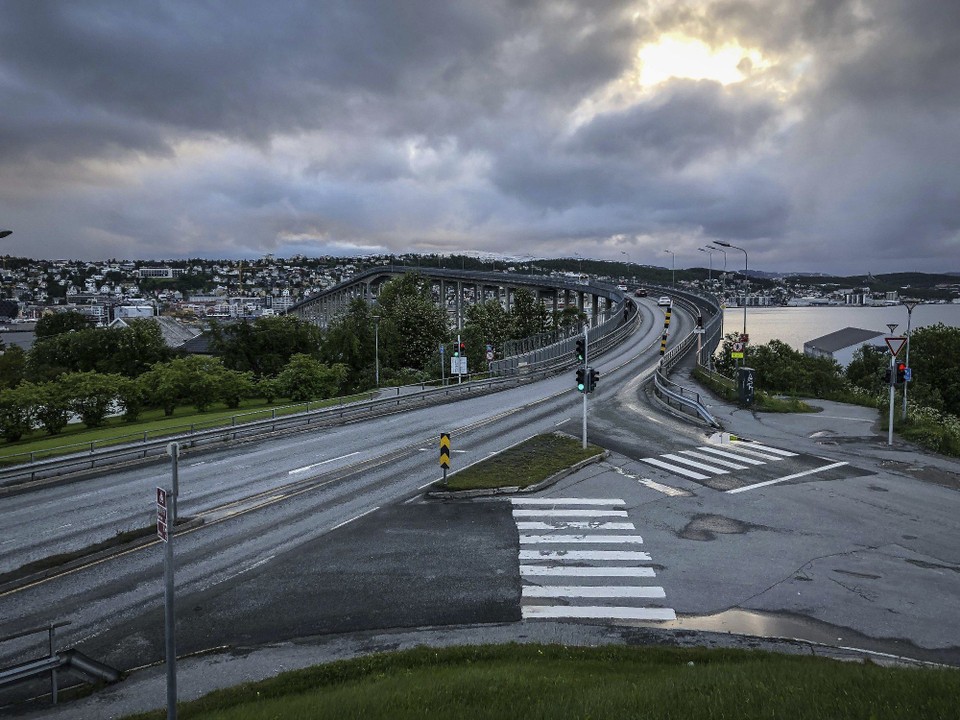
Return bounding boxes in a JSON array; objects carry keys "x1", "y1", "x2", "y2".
[
  {"x1": 678, "y1": 450, "x2": 749, "y2": 470},
  {"x1": 512, "y1": 509, "x2": 628, "y2": 517},
  {"x1": 695, "y1": 446, "x2": 766, "y2": 465},
  {"x1": 520, "y1": 566, "x2": 656, "y2": 578},
  {"x1": 522, "y1": 586, "x2": 665, "y2": 599},
  {"x1": 519, "y1": 534, "x2": 645, "y2": 544},
  {"x1": 723, "y1": 444, "x2": 784, "y2": 461},
  {"x1": 519, "y1": 549, "x2": 652, "y2": 561},
  {"x1": 640, "y1": 457, "x2": 710, "y2": 480},
  {"x1": 510, "y1": 498, "x2": 625, "y2": 506},
  {"x1": 661, "y1": 453, "x2": 729, "y2": 475},
  {"x1": 522, "y1": 606, "x2": 677, "y2": 621},
  {"x1": 743, "y1": 442, "x2": 798, "y2": 457},
  {"x1": 516, "y1": 521, "x2": 635, "y2": 531}
]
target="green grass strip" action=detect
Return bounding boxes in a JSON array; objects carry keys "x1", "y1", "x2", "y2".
[
  {"x1": 122, "y1": 643, "x2": 960, "y2": 720},
  {"x1": 442, "y1": 433, "x2": 603, "y2": 491}
]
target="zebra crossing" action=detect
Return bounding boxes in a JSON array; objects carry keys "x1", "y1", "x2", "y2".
[
  {"x1": 639, "y1": 441, "x2": 798, "y2": 482},
  {"x1": 511, "y1": 497, "x2": 675, "y2": 622}
]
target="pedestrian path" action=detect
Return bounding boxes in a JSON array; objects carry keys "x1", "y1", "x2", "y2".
[
  {"x1": 639, "y1": 441, "x2": 799, "y2": 483},
  {"x1": 511, "y1": 497, "x2": 675, "y2": 622}
]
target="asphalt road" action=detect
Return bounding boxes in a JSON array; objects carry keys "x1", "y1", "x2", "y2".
[{"x1": 4, "y1": 298, "x2": 960, "y2": 716}]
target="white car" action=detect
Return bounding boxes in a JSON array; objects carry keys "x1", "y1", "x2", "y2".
[{"x1": 657, "y1": 296, "x2": 672, "y2": 307}]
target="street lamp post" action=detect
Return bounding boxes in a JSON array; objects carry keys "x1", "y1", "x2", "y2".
[
  {"x1": 901, "y1": 300, "x2": 919, "y2": 421},
  {"x1": 713, "y1": 241, "x2": 747, "y2": 336},
  {"x1": 620, "y1": 251, "x2": 631, "y2": 282},
  {"x1": 663, "y1": 249, "x2": 675, "y2": 287},
  {"x1": 698, "y1": 247, "x2": 714, "y2": 283},
  {"x1": 372, "y1": 315, "x2": 380, "y2": 388},
  {"x1": 0, "y1": 230, "x2": 11, "y2": 296}
]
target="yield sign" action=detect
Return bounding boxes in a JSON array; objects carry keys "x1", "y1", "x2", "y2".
[{"x1": 885, "y1": 336, "x2": 907, "y2": 356}]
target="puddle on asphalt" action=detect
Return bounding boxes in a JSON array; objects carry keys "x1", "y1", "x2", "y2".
[
  {"x1": 636, "y1": 608, "x2": 959, "y2": 665},
  {"x1": 678, "y1": 514, "x2": 765, "y2": 541}
]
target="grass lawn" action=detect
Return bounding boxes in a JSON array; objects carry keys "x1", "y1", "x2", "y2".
[
  {"x1": 122, "y1": 644, "x2": 959, "y2": 720},
  {"x1": 442, "y1": 433, "x2": 604, "y2": 491},
  {"x1": 0, "y1": 393, "x2": 374, "y2": 466}
]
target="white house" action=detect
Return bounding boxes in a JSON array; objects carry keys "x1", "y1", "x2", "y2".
[{"x1": 803, "y1": 327, "x2": 887, "y2": 368}]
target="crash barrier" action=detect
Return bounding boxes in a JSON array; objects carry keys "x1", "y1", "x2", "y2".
[{"x1": 0, "y1": 622, "x2": 120, "y2": 706}]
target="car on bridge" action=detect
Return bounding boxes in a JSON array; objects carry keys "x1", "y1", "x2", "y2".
[
  {"x1": 657, "y1": 296, "x2": 672, "y2": 307},
  {"x1": 634, "y1": 288, "x2": 647, "y2": 297}
]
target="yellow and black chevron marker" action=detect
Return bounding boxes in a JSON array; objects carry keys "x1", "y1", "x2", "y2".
[
  {"x1": 659, "y1": 308, "x2": 672, "y2": 356},
  {"x1": 439, "y1": 433, "x2": 451, "y2": 470}
]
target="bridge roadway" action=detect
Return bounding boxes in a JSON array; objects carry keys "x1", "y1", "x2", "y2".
[{"x1": 4, "y1": 295, "x2": 960, "y2": 715}]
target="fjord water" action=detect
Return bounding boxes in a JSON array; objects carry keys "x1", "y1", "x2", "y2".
[{"x1": 723, "y1": 304, "x2": 960, "y2": 351}]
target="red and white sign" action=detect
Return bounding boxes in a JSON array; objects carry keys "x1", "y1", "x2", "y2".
[{"x1": 885, "y1": 337, "x2": 907, "y2": 356}]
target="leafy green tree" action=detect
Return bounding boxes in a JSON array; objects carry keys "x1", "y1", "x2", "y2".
[
  {"x1": 138, "y1": 363, "x2": 185, "y2": 416},
  {"x1": 460, "y1": 299, "x2": 511, "y2": 372},
  {"x1": 161, "y1": 356, "x2": 226, "y2": 412},
  {"x1": 376, "y1": 273, "x2": 449, "y2": 373},
  {"x1": 908, "y1": 323, "x2": 960, "y2": 416},
  {"x1": 211, "y1": 316, "x2": 323, "y2": 377},
  {"x1": 276, "y1": 354, "x2": 347, "y2": 401},
  {"x1": 33, "y1": 382, "x2": 71, "y2": 435},
  {"x1": 322, "y1": 298, "x2": 376, "y2": 391},
  {"x1": 34, "y1": 311, "x2": 91, "y2": 339},
  {"x1": 59, "y1": 371, "x2": 122, "y2": 427},
  {"x1": 116, "y1": 377, "x2": 145, "y2": 422},
  {"x1": 846, "y1": 345, "x2": 887, "y2": 394},
  {"x1": 0, "y1": 344, "x2": 27, "y2": 389},
  {"x1": 219, "y1": 369, "x2": 256, "y2": 409},
  {"x1": 0, "y1": 384, "x2": 35, "y2": 442},
  {"x1": 555, "y1": 305, "x2": 587, "y2": 332},
  {"x1": 257, "y1": 376, "x2": 283, "y2": 404},
  {"x1": 509, "y1": 288, "x2": 550, "y2": 339},
  {"x1": 108, "y1": 319, "x2": 173, "y2": 377}
]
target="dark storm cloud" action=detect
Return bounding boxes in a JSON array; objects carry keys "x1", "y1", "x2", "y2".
[{"x1": 0, "y1": 0, "x2": 958, "y2": 274}]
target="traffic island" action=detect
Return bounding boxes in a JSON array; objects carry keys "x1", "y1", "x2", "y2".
[{"x1": 426, "y1": 432, "x2": 607, "y2": 499}]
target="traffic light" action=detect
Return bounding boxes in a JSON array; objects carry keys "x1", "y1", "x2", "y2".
[
  {"x1": 575, "y1": 338, "x2": 586, "y2": 363},
  {"x1": 459, "y1": 341, "x2": 466, "y2": 355},
  {"x1": 576, "y1": 367, "x2": 585, "y2": 393},
  {"x1": 896, "y1": 362, "x2": 907, "y2": 384},
  {"x1": 588, "y1": 367, "x2": 600, "y2": 393}
]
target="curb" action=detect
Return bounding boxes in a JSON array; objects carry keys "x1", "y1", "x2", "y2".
[{"x1": 425, "y1": 449, "x2": 609, "y2": 500}]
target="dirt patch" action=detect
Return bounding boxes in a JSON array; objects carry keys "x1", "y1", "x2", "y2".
[{"x1": 678, "y1": 514, "x2": 766, "y2": 542}]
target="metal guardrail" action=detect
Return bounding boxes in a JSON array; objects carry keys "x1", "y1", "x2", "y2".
[{"x1": 647, "y1": 287, "x2": 723, "y2": 427}]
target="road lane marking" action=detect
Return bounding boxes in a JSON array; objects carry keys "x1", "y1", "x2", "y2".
[
  {"x1": 522, "y1": 606, "x2": 676, "y2": 620},
  {"x1": 638, "y1": 479, "x2": 692, "y2": 497},
  {"x1": 727, "y1": 462, "x2": 849, "y2": 494},
  {"x1": 661, "y1": 453, "x2": 729, "y2": 475},
  {"x1": 330, "y1": 505, "x2": 380, "y2": 530},
  {"x1": 523, "y1": 586, "x2": 665, "y2": 599},
  {"x1": 289, "y1": 451, "x2": 360, "y2": 475},
  {"x1": 723, "y1": 445, "x2": 784, "y2": 461},
  {"x1": 519, "y1": 550, "x2": 651, "y2": 561},
  {"x1": 520, "y1": 566, "x2": 656, "y2": 578},
  {"x1": 515, "y1": 522, "x2": 636, "y2": 531},
  {"x1": 512, "y1": 509, "x2": 628, "y2": 517},
  {"x1": 679, "y1": 450, "x2": 749, "y2": 470},
  {"x1": 695, "y1": 446, "x2": 766, "y2": 465},
  {"x1": 519, "y1": 534, "x2": 645, "y2": 544},
  {"x1": 745, "y1": 443, "x2": 798, "y2": 457},
  {"x1": 510, "y1": 498, "x2": 625, "y2": 506},
  {"x1": 640, "y1": 457, "x2": 709, "y2": 480}
]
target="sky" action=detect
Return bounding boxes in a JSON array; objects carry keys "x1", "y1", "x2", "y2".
[{"x1": 1, "y1": 1, "x2": 959, "y2": 275}]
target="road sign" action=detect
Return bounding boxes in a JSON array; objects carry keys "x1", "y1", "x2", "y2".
[
  {"x1": 904, "y1": 367, "x2": 912, "y2": 382},
  {"x1": 450, "y1": 356, "x2": 467, "y2": 375},
  {"x1": 156, "y1": 487, "x2": 168, "y2": 542},
  {"x1": 739, "y1": 333, "x2": 749, "y2": 343},
  {"x1": 885, "y1": 336, "x2": 906, "y2": 356},
  {"x1": 439, "y1": 433, "x2": 450, "y2": 469},
  {"x1": 732, "y1": 341, "x2": 744, "y2": 352},
  {"x1": 486, "y1": 350, "x2": 494, "y2": 361},
  {"x1": 731, "y1": 351, "x2": 744, "y2": 359}
]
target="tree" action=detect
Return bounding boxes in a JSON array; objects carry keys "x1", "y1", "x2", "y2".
[
  {"x1": 555, "y1": 305, "x2": 587, "y2": 333},
  {"x1": 219, "y1": 369, "x2": 256, "y2": 409},
  {"x1": 0, "y1": 344, "x2": 27, "y2": 389},
  {"x1": 107, "y1": 319, "x2": 173, "y2": 377},
  {"x1": 138, "y1": 363, "x2": 184, "y2": 416},
  {"x1": 33, "y1": 382, "x2": 71, "y2": 435},
  {"x1": 0, "y1": 384, "x2": 35, "y2": 442},
  {"x1": 59, "y1": 371, "x2": 122, "y2": 427},
  {"x1": 211, "y1": 316, "x2": 323, "y2": 377},
  {"x1": 846, "y1": 345, "x2": 887, "y2": 395},
  {"x1": 34, "y1": 311, "x2": 91, "y2": 339},
  {"x1": 509, "y1": 288, "x2": 550, "y2": 340},
  {"x1": 376, "y1": 273, "x2": 449, "y2": 373},
  {"x1": 462, "y1": 299, "x2": 511, "y2": 372},
  {"x1": 276, "y1": 354, "x2": 347, "y2": 402},
  {"x1": 116, "y1": 377, "x2": 145, "y2": 422},
  {"x1": 907, "y1": 323, "x2": 960, "y2": 416},
  {"x1": 322, "y1": 297, "x2": 375, "y2": 391}
]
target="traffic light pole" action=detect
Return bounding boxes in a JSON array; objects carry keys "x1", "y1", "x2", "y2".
[{"x1": 582, "y1": 327, "x2": 588, "y2": 449}]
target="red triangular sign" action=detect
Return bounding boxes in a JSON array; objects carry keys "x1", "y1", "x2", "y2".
[{"x1": 885, "y1": 337, "x2": 906, "y2": 356}]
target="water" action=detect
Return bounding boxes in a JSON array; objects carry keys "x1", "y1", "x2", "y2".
[{"x1": 722, "y1": 304, "x2": 960, "y2": 351}]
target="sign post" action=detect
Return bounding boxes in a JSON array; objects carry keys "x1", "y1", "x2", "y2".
[
  {"x1": 581, "y1": 327, "x2": 588, "y2": 449},
  {"x1": 439, "y1": 433, "x2": 451, "y2": 484},
  {"x1": 162, "y1": 442, "x2": 180, "y2": 720},
  {"x1": 884, "y1": 337, "x2": 906, "y2": 447}
]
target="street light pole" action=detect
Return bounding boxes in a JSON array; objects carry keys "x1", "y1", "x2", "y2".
[
  {"x1": 901, "y1": 300, "x2": 918, "y2": 421},
  {"x1": 698, "y1": 247, "x2": 713, "y2": 283},
  {"x1": 713, "y1": 241, "x2": 747, "y2": 336},
  {"x1": 620, "y1": 250, "x2": 631, "y2": 282},
  {"x1": 663, "y1": 249, "x2": 675, "y2": 287},
  {"x1": 372, "y1": 315, "x2": 380, "y2": 388}
]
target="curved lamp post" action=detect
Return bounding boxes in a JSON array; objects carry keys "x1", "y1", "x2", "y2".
[
  {"x1": 663, "y1": 249, "x2": 675, "y2": 287},
  {"x1": 698, "y1": 247, "x2": 714, "y2": 282},
  {"x1": 713, "y1": 241, "x2": 747, "y2": 336}
]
